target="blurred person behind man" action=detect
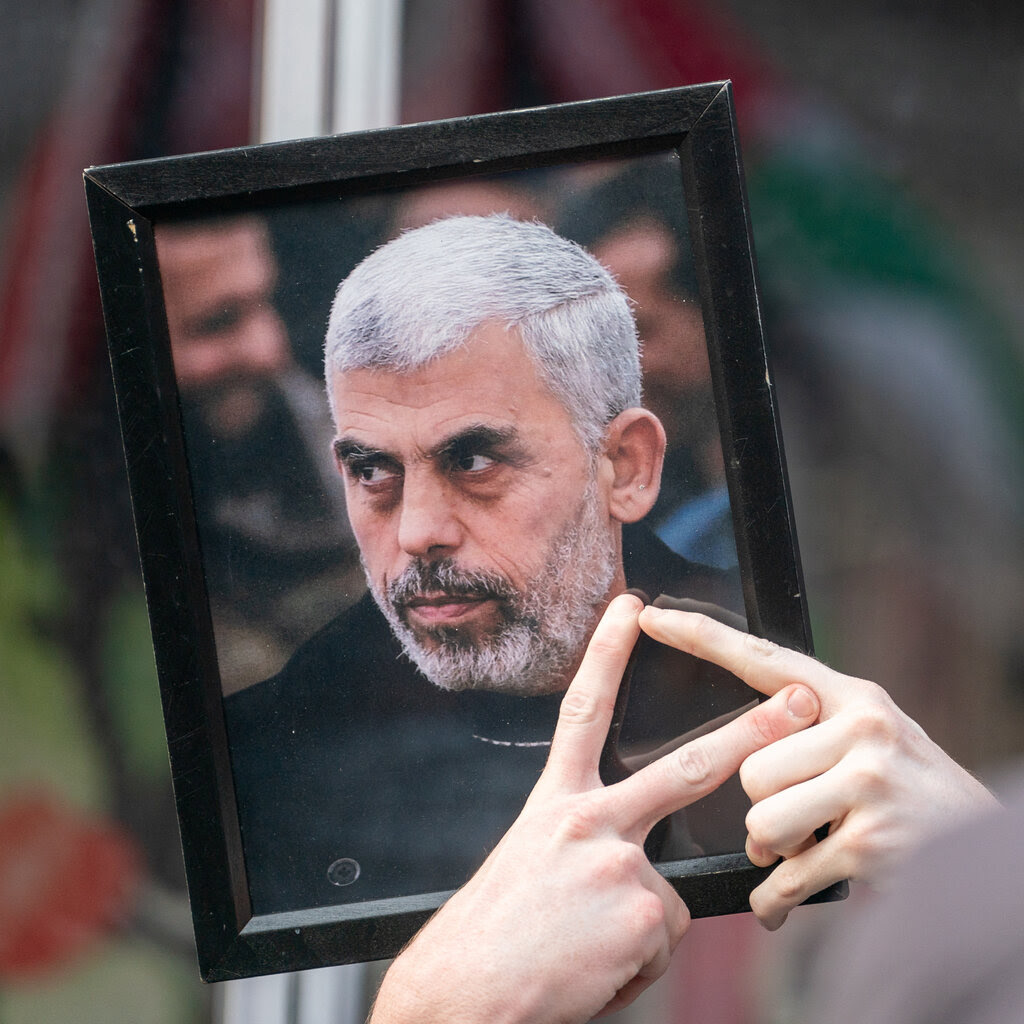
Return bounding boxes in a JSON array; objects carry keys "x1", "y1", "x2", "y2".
[
  {"x1": 155, "y1": 215, "x2": 363, "y2": 694},
  {"x1": 559, "y1": 155, "x2": 737, "y2": 568}
]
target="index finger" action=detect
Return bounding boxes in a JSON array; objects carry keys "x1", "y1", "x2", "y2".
[
  {"x1": 607, "y1": 682, "x2": 820, "y2": 838},
  {"x1": 637, "y1": 607, "x2": 855, "y2": 714},
  {"x1": 539, "y1": 593, "x2": 644, "y2": 793}
]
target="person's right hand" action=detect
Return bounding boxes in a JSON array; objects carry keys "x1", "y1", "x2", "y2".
[
  {"x1": 370, "y1": 594, "x2": 821, "y2": 1024},
  {"x1": 637, "y1": 606, "x2": 998, "y2": 931}
]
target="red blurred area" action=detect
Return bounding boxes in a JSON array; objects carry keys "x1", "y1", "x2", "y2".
[{"x1": 0, "y1": 793, "x2": 141, "y2": 978}]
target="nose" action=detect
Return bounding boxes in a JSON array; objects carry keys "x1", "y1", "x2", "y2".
[{"x1": 396, "y1": 468, "x2": 464, "y2": 559}]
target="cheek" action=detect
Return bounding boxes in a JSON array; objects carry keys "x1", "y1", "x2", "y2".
[
  {"x1": 471, "y1": 486, "x2": 582, "y2": 578},
  {"x1": 477, "y1": 523, "x2": 540, "y2": 580}
]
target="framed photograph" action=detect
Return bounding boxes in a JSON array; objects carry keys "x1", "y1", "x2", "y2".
[{"x1": 85, "y1": 82, "x2": 843, "y2": 981}]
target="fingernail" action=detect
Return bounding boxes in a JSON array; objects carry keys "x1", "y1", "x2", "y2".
[
  {"x1": 787, "y1": 686, "x2": 816, "y2": 719},
  {"x1": 614, "y1": 592, "x2": 644, "y2": 612},
  {"x1": 639, "y1": 605, "x2": 665, "y2": 620}
]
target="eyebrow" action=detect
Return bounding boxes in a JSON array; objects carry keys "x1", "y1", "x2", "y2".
[
  {"x1": 332, "y1": 437, "x2": 387, "y2": 463},
  {"x1": 433, "y1": 424, "x2": 523, "y2": 462},
  {"x1": 332, "y1": 423, "x2": 526, "y2": 467}
]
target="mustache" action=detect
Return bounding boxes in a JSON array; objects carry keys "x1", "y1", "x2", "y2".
[{"x1": 386, "y1": 559, "x2": 517, "y2": 608}]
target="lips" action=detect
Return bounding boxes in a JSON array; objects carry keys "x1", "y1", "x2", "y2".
[{"x1": 402, "y1": 592, "x2": 496, "y2": 626}]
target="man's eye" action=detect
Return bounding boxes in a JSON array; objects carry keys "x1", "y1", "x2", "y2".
[
  {"x1": 349, "y1": 462, "x2": 399, "y2": 485},
  {"x1": 454, "y1": 453, "x2": 496, "y2": 473}
]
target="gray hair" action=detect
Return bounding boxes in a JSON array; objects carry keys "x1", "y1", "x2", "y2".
[{"x1": 324, "y1": 214, "x2": 642, "y2": 451}]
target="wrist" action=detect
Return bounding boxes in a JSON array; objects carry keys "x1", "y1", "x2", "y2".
[{"x1": 370, "y1": 944, "x2": 546, "y2": 1024}]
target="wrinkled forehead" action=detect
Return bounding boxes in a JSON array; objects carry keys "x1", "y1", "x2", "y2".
[{"x1": 327, "y1": 321, "x2": 583, "y2": 453}]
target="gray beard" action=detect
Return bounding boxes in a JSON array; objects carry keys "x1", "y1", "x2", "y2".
[{"x1": 365, "y1": 483, "x2": 618, "y2": 695}]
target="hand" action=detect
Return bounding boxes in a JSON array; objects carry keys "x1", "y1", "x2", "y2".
[
  {"x1": 637, "y1": 607, "x2": 999, "y2": 930},
  {"x1": 371, "y1": 594, "x2": 820, "y2": 1024}
]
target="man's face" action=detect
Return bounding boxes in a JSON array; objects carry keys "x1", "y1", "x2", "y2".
[
  {"x1": 156, "y1": 218, "x2": 290, "y2": 438},
  {"x1": 329, "y1": 322, "x2": 624, "y2": 695}
]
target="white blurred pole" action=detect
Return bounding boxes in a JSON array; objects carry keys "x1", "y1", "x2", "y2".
[
  {"x1": 258, "y1": 0, "x2": 402, "y2": 142},
  {"x1": 215, "y1": 962, "x2": 369, "y2": 1024},
  {"x1": 258, "y1": 0, "x2": 332, "y2": 142},
  {"x1": 332, "y1": 0, "x2": 403, "y2": 133},
  {"x1": 217, "y1": 4, "x2": 404, "y2": 1023},
  {"x1": 217, "y1": 971, "x2": 292, "y2": 1024},
  {"x1": 296, "y1": 963, "x2": 367, "y2": 1024}
]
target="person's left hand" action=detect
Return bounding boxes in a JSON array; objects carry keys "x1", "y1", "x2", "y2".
[
  {"x1": 370, "y1": 594, "x2": 821, "y2": 1024},
  {"x1": 637, "y1": 606, "x2": 999, "y2": 930}
]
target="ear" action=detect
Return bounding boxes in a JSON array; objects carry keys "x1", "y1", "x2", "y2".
[{"x1": 602, "y1": 408, "x2": 666, "y2": 524}]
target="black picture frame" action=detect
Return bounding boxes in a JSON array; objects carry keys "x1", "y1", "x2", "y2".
[{"x1": 85, "y1": 82, "x2": 844, "y2": 982}]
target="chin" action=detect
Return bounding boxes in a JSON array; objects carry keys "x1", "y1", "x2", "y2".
[{"x1": 403, "y1": 630, "x2": 578, "y2": 698}]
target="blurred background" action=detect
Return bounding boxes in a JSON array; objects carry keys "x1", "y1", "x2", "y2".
[{"x1": 1, "y1": 1, "x2": 1022, "y2": 1022}]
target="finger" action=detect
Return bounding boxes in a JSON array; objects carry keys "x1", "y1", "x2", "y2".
[
  {"x1": 746, "y1": 832, "x2": 815, "y2": 868},
  {"x1": 606, "y1": 683, "x2": 819, "y2": 838},
  {"x1": 740, "y1": 715, "x2": 851, "y2": 804},
  {"x1": 746, "y1": 770, "x2": 850, "y2": 857},
  {"x1": 749, "y1": 835, "x2": 846, "y2": 931},
  {"x1": 541, "y1": 593, "x2": 644, "y2": 792},
  {"x1": 638, "y1": 607, "x2": 857, "y2": 714},
  {"x1": 597, "y1": 960, "x2": 668, "y2": 1019}
]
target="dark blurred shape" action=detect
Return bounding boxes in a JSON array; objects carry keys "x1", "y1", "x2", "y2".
[{"x1": 156, "y1": 215, "x2": 361, "y2": 694}]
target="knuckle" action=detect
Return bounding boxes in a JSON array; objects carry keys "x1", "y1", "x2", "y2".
[
  {"x1": 557, "y1": 689, "x2": 603, "y2": 728},
  {"x1": 670, "y1": 741, "x2": 715, "y2": 787},
  {"x1": 735, "y1": 631, "x2": 792, "y2": 684},
  {"x1": 668, "y1": 898, "x2": 692, "y2": 945},
  {"x1": 741, "y1": 632, "x2": 787, "y2": 672},
  {"x1": 586, "y1": 629, "x2": 627, "y2": 663},
  {"x1": 764, "y1": 859, "x2": 806, "y2": 906},
  {"x1": 748, "y1": 886, "x2": 768, "y2": 919},
  {"x1": 690, "y1": 612, "x2": 720, "y2": 645},
  {"x1": 610, "y1": 842, "x2": 647, "y2": 876},
  {"x1": 834, "y1": 815, "x2": 882, "y2": 870},
  {"x1": 852, "y1": 676, "x2": 892, "y2": 705},
  {"x1": 632, "y1": 890, "x2": 667, "y2": 934},
  {"x1": 592, "y1": 843, "x2": 648, "y2": 888},
  {"x1": 743, "y1": 631, "x2": 784, "y2": 660},
  {"x1": 847, "y1": 700, "x2": 901, "y2": 746},
  {"x1": 745, "y1": 704, "x2": 784, "y2": 747},
  {"x1": 558, "y1": 795, "x2": 605, "y2": 842},
  {"x1": 845, "y1": 759, "x2": 889, "y2": 802},
  {"x1": 744, "y1": 804, "x2": 766, "y2": 842}
]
